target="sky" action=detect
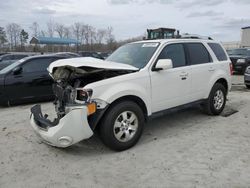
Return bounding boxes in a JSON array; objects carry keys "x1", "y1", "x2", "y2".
[{"x1": 0, "y1": 0, "x2": 250, "y2": 42}]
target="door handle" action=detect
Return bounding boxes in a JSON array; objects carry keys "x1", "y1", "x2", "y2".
[
  {"x1": 208, "y1": 67, "x2": 215, "y2": 72},
  {"x1": 180, "y1": 72, "x2": 189, "y2": 77}
]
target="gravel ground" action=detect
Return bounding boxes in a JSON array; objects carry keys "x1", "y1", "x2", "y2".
[{"x1": 0, "y1": 76, "x2": 250, "y2": 188}]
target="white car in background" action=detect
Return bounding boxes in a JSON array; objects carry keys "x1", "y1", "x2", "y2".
[{"x1": 30, "y1": 39, "x2": 232, "y2": 151}]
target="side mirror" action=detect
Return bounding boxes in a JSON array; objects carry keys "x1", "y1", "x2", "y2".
[
  {"x1": 154, "y1": 59, "x2": 173, "y2": 71},
  {"x1": 12, "y1": 67, "x2": 22, "y2": 75}
]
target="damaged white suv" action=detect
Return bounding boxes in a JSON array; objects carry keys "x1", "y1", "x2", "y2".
[{"x1": 30, "y1": 39, "x2": 232, "y2": 151}]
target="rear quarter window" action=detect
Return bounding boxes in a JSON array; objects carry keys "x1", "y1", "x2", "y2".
[{"x1": 208, "y1": 43, "x2": 228, "y2": 61}]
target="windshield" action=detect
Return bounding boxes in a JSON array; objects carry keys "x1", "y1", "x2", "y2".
[
  {"x1": 231, "y1": 49, "x2": 250, "y2": 56},
  {"x1": 106, "y1": 42, "x2": 159, "y2": 68}
]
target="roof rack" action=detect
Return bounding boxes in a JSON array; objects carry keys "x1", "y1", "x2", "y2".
[{"x1": 181, "y1": 34, "x2": 213, "y2": 40}]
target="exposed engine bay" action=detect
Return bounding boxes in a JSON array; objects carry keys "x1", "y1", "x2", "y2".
[{"x1": 51, "y1": 66, "x2": 136, "y2": 117}]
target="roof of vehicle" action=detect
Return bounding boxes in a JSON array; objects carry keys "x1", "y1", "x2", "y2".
[
  {"x1": 132, "y1": 38, "x2": 219, "y2": 44},
  {"x1": 19, "y1": 53, "x2": 68, "y2": 62}
]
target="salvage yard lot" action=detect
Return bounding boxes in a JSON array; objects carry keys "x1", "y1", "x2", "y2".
[{"x1": 0, "y1": 75, "x2": 250, "y2": 188}]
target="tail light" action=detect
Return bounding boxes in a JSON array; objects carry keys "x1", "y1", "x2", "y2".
[{"x1": 229, "y1": 63, "x2": 233, "y2": 75}]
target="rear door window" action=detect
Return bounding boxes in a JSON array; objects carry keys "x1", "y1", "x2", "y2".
[
  {"x1": 158, "y1": 43, "x2": 186, "y2": 68},
  {"x1": 22, "y1": 58, "x2": 56, "y2": 73},
  {"x1": 186, "y1": 43, "x2": 212, "y2": 65},
  {"x1": 208, "y1": 43, "x2": 228, "y2": 61}
]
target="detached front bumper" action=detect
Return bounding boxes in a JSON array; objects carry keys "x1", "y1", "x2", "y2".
[{"x1": 30, "y1": 104, "x2": 93, "y2": 147}]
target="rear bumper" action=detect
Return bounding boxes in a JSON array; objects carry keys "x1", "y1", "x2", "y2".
[{"x1": 30, "y1": 104, "x2": 93, "y2": 147}]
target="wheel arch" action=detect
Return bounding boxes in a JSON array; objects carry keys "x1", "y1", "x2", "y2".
[
  {"x1": 215, "y1": 78, "x2": 228, "y2": 94},
  {"x1": 93, "y1": 95, "x2": 149, "y2": 130}
]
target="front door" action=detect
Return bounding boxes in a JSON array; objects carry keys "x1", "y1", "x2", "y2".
[{"x1": 150, "y1": 43, "x2": 191, "y2": 113}]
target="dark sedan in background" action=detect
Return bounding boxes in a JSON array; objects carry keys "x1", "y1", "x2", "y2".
[
  {"x1": 229, "y1": 48, "x2": 250, "y2": 74},
  {"x1": 0, "y1": 53, "x2": 76, "y2": 106}
]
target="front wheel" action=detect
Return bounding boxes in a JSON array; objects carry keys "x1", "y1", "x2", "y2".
[
  {"x1": 202, "y1": 83, "x2": 227, "y2": 115},
  {"x1": 99, "y1": 101, "x2": 145, "y2": 151}
]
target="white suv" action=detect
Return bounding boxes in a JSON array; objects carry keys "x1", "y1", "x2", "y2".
[{"x1": 30, "y1": 39, "x2": 232, "y2": 151}]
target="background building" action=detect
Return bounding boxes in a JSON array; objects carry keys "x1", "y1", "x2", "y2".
[{"x1": 241, "y1": 27, "x2": 250, "y2": 48}]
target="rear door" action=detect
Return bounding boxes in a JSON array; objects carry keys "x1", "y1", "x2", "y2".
[
  {"x1": 185, "y1": 43, "x2": 214, "y2": 101},
  {"x1": 150, "y1": 43, "x2": 192, "y2": 112}
]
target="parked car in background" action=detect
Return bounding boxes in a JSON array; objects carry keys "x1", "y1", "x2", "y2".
[
  {"x1": 30, "y1": 39, "x2": 232, "y2": 151},
  {"x1": 54, "y1": 52, "x2": 80, "y2": 58},
  {"x1": 226, "y1": 49, "x2": 233, "y2": 55},
  {"x1": 78, "y1": 51, "x2": 104, "y2": 59},
  {"x1": 0, "y1": 54, "x2": 77, "y2": 106},
  {"x1": 0, "y1": 52, "x2": 9, "y2": 56},
  {"x1": 229, "y1": 48, "x2": 250, "y2": 74},
  {"x1": 0, "y1": 53, "x2": 36, "y2": 70},
  {"x1": 245, "y1": 66, "x2": 250, "y2": 89},
  {"x1": 98, "y1": 52, "x2": 112, "y2": 59}
]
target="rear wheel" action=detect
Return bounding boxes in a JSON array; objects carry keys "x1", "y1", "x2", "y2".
[
  {"x1": 99, "y1": 101, "x2": 144, "y2": 151},
  {"x1": 202, "y1": 83, "x2": 226, "y2": 115}
]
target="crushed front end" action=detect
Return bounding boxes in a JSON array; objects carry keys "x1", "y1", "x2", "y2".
[
  {"x1": 30, "y1": 59, "x2": 137, "y2": 148},
  {"x1": 30, "y1": 67, "x2": 101, "y2": 148}
]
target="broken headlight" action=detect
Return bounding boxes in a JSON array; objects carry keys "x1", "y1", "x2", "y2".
[{"x1": 75, "y1": 89, "x2": 93, "y2": 104}]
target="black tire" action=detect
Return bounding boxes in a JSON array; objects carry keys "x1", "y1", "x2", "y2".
[
  {"x1": 99, "y1": 101, "x2": 145, "y2": 151},
  {"x1": 202, "y1": 83, "x2": 227, "y2": 115},
  {"x1": 246, "y1": 85, "x2": 250, "y2": 89}
]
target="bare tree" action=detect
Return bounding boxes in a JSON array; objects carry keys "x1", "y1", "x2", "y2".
[
  {"x1": 55, "y1": 23, "x2": 64, "y2": 38},
  {"x1": 89, "y1": 26, "x2": 96, "y2": 45},
  {"x1": 47, "y1": 20, "x2": 55, "y2": 37},
  {"x1": 30, "y1": 22, "x2": 40, "y2": 37},
  {"x1": 81, "y1": 24, "x2": 89, "y2": 44},
  {"x1": 6, "y1": 23, "x2": 21, "y2": 49},
  {"x1": 64, "y1": 27, "x2": 71, "y2": 38},
  {"x1": 96, "y1": 29, "x2": 106, "y2": 44},
  {"x1": 0, "y1": 27, "x2": 8, "y2": 47},
  {"x1": 82, "y1": 24, "x2": 94, "y2": 45},
  {"x1": 72, "y1": 22, "x2": 81, "y2": 42},
  {"x1": 106, "y1": 26, "x2": 115, "y2": 49},
  {"x1": 40, "y1": 30, "x2": 47, "y2": 37}
]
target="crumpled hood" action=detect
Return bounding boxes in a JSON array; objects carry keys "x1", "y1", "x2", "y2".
[{"x1": 48, "y1": 57, "x2": 138, "y2": 74}]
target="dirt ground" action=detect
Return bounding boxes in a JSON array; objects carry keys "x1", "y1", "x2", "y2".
[{"x1": 0, "y1": 75, "x2": 250, "y2": 188}]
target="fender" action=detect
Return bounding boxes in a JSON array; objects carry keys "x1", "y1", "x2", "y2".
[
  {"x1": 205, "y1": 68, "x2": 231, "y2": 99},
  {"x1": 85, "y1": 71, "x2": 152, "y2": 116}
]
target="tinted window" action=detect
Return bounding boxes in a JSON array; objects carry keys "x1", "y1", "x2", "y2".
[
  {"x1": 22, "y1": 58, "x2": 56, "y2": 73},
  {"x1": 158, "y1": 44, "x2": 186, "y2": 68},
  {"x1": 186, "y1": 43, "x2": 211, "y2": 65},
  {"x1": 208, "y1": 43, "x2": 228, "y2": 61}
]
